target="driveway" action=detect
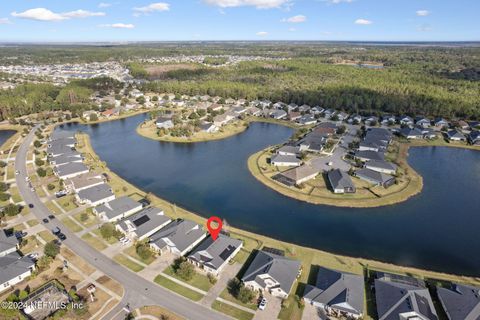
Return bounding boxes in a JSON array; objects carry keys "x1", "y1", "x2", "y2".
[
  {"x1": 201, "y1": 262, "x2": 242, "y2": 306},
  {"x1": 253, "y1": 292, "x2": 282, "y2": 320},
  {"x1": 302, "y1": 304, "x2": 322, "y2": 320}
]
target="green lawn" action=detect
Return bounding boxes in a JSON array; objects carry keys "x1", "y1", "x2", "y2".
[
  {"x1": 73, "y1": 211, "x2": 99, "y2": 228},
  {"x1": 211, "y1": 301, "x2": 254, "y2": 320},
  {"x1": 113, "y1": 254, "x2": 145, "y2": 272},
  {"x1": 81, "y1": 232, "x2": 107, "y2": 251},
  {"x1": 26, "y1": 219, "x2": 39, "y2": 227},
  {"x1": 219, "y1": 288, "x2": 258, "y2": 311},
  {"x1": 45, "y1": 201, "x2": 61, "y2": 215},
  {"x1": 37, "y1": 230, "x2": 55, "y2": 243},
  {"x1": 19, "y1": 235, "x2": 41, "y2": 254},
  {"x1": 277, "y1": 283, "x2": 304, "y2": 320},
  {"x1": 123, "y1": 245, "x2": 156, "y2": 265},
  {"x1": 9, "y1": 187, "x2": 23, "y2": 203},
  {"x1": 153, "y1": 275, "x2": 204, "y2": 302},
  {"x1": 61, "y1": 217, "x2": 83, "y2": 232},
  {"x1": 56, "y1": 195, "x2": 78, "y2": 212},
  {"x1": 164, "y1": 265, "x2": 213, "y2": 292},
  {"x1": 92, "y1": 228, "x2": 118, "y2": 244}
]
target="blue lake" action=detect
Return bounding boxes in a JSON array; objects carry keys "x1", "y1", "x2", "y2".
[
  {"x1": 57, "y1": 114, "x2": 480, "y2": 276},
  {"x1": 0, "y1": 130, "x2": 15, "y2": 148}
]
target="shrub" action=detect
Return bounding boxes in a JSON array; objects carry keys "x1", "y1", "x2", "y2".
[
  {"x1": 18, "y1": 290, "x2": 29, "y2": 300},
  {"x1": 80, "y1": 212, "x2": 89, "y2": 222},
  {"x1": 99, "y1": 223, "x2": 121, "y2": 240},
  {"x1": 136, "y1": 242, "x2": 153, "y2": 261},
  {"x1": 0, "y1": 182, "x2": 7, "y2": 192},
  {"x1": 3, "y1": 204, "x2": 20, "y2": 216},
  {"x1": 89, "y1": 113, "x2": 98, "y2": 122},
  {"x1": 0, "y1": 192, "x2": 10, "y2": 201},
  {"x1": 47, "y1": 184, "x2": 55, "y2": 190},
  {"x1": 0, "y1": 161, "x2": 6, "y2": 168},
  {"x1": 36, "y1": 168, "x2": 47, "y2": 177},
  {"x1": 207, "y1": 273, "x2": 217, "y2": 285},
  {"x1": 172, "y1": 257, "x2": 196, "y2": 281},
  {"x1": 33, "y1": 140, "x2": 42, "y2": 148},
  {"x1": 44, "y1": 241, "x2": 60, "y2": 258},
  {"x1": 237, "y1": 286, "x2": 256, "y2": 304},
  {"x1": 35, "y1": 159, "x2": 45, "y2": 166}
]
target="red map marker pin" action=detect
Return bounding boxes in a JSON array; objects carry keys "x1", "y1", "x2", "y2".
[{"x1": 207, "y1": 216, "x2": 222, "y2": 240}]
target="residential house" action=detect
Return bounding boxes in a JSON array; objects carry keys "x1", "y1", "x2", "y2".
[
  {"x1": 75, "y1": 183, "x2": 115, "y2": 206},
  {"x1": 298, "y1": 115, "x2": 317, "y2": 126},
  {"x1": 65, "y1": 172, "x2": 104, "y2": 193},
  {"x1": 149, "y1": 219, "x2": 205, "y2": 255},
  {"x1": 468, "y1": 131, "x2": 480, "y2": 146},
  {"x1": 246, "y1": 106, "x2": 261, "y2": 116},
  {"x1": 54, "y1": 162, "x2": 89, "y2": 180},
  {"x1": 200, "y1": 122, "x2": 219, "y2": 133},
  {"x1": 323, "y1": 109, "x2": 336, "y2": 119},
  {"x1": 437, "y1": 283, "x2": 480, "y2": 320},
  {"x1": 49, "y1": 152, "x2": 82, "y2": 166},
  {"x1": 399, "y1": 115, "x2": 414, "y2": 126},
  {"x1": 48, "y1": 130, "x2": 75, "y2": 142},
  {"x1": 400, "y1": 127, "x2": 424, "y2": 139},
  {"x1": 415, "y1": 116, "x2": 431, "y2": 128},
  {"x1": 457, "y1": 120, "x2": 470, "y2": 130},
  {"x1": 364, "y1": 116, "x2": 378, "y2": 126},
  {"x1": 188, "y1": 234, "x2": 242, "y2": 276},
  {"x1": 447, "y1": 130, "x2": 466, "y2": 142},
  {"x1": 298, "y1": 133, "x2": 327, "y2": 153},
  {"x1": 0, "y1": 230, "x2": 18, "y2": 257},
  {"x1": 355, "y1": 168, "x2": 395, "y2": 188},
  {"x1": 117, "y1": 207, "x2": 171, "y2": 240},
  {"x1": 270, "y1": 110, "x2": 287, "y2": 120},
  {"x1": 314, "y1": 122, "x2": 338, "y2": 136},
  {"x1": 277, "y1": 145, "x2": 300, "y2": 156},
  {"x1": 270, "y1": 154, "x2": 301, "y2": 167},
  {"x1": 298, "y1": 104, "x2": 311, "y2": 113},
  {"x1": 375, "y1": 272, "x2": 438, "y2": 320},
  {"x1": 101, "y1": 108, "x2": 119, "y2": 118},
  {"x1": 418, "y1": 127, "x2": 438, "y2": 139},
  {"x1": 0, "y1": 252, "x2": 36, "y2": 293},
  {"x1": 311, "y1": 106, "x2": 324, "y2": 115},
  {"x1": 364, "y1": 160, "x2": 397, "y2": 175},
  {"x1": 434, "y1": 118, "x2": 449, "y2": 128},
  {"x1": 241, "y1": 250, "x2": 301, "y2": 299},
  {"x1": 336, "y1": 112, "x2": 349, "y2": 121},
  {"x1": 225, "y1": 98, "x2": 236, "y2": 105},
  {"x1": 232, "y1": 105, "x2": 248, "y2": 115},
  {"x1": 288, "y1": 112, "x2": 301, "y2": 121},
  {"x1": 354, "y1": 150, "x2": 385, "y2": 162},
  {"x1": 273, "y1": 102, "x2": 287, "y2": 110},
  {"x1": 156, "y1": 117, "x2": 174, "y2": 129},
  {"x1": 303, "y1": 266, "x2": 365, "y2": 319},
  {"x1": 213, "y1": 113, "x2": 235, "y2": 127},
  {"x1": 381, "y1": 115, "x2": 396, "y2": 126},
  {"x1": 93, "y1": 196, "x2": 142, "y2": 222},
  {"x1": 349, "y1": 114, "x2": 363, "y2": 124},
  {"x1": 82, "y1": 110, "x2": 99, "y2": 121},
  {"x1": 273, "y1": 165, "x2": 319, "y2": 187},
  {"x1": 327, "y1": 169, "x2": 356, "y2": 194}
]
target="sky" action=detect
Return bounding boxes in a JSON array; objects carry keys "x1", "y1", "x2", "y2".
[{"x1": 0, "y1": 1, "x2": 478, "y2": 42}]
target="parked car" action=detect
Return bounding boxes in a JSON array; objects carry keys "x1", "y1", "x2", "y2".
[
  {"x1": 119, "y1": 237, "x2": 131, "y2": 245},
  {"x1": 28, "y1": 252, "x2": 39, "y2": 259},
  {"x1": 51, "y1": 227, "x2": 61, "y2": 235},
  {"x1": 15, "y1": 170, "x2": 20, "y2": 175},
  {"x1": 48, "y1": 215, "x2": 55, "y2": 220},
  {"x1": 55, "y1": 190, "x2": 67, "y2": 198},
  {"x1": 28, "y1": 203, "x2": 34, "y2": 208},
  {"x1": 258, "y1": 298, "x2": 267, "y2": 310},
  {"x1": 42, "y1": 218, "x2": 49, "y2": 223},
  {"x1": 15, "y1": 231, "x2": 28, "y2": 239},
  {"x1": 57, "y1": 233, "x2": 66, "y2": 241}
]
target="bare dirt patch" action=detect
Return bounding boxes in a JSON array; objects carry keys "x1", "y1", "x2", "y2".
[{"x1": 145, "y1": 64, "x2": 199, "y2": 79}]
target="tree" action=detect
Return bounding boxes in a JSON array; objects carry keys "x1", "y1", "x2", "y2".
[
  {"x1": 44, "y1": 241, "x2": 60, "y2": 258},
  {"x1": 99, "y1": 223, "x2": 120, "y2": 240},
  {"x1": 35, "y1": 159, "x2": 45, "y2": 166},
  {"x1": 33, "y1": 140, "x2": 42, "y2": 148},
  {"x1": 173, "y1": 257, "x2": 195, "y2": 281},
  {"x1": 3, "y1": 204, "x2": 20, "y2": 216},
  {"x1": 0, "y1": 182, "x2": 7, "y2": 192},
  {"x1": 37, "y1": 168, "x2": 47, "y2": 177},
  {"x1": 237, "y1": 286, "x2": 256, "y2": 304},
  {"x1": 89, "y1": 113, "x2": 98, "y2": 121},
  {"x1": 18, "y1": 290, "x2": 28, "y2": 300},
  {"x1": 136, "y1": 242, "x2": 153, "y2": 261},
  {"x1": 0, "y1": 192, "x2": 10, "y2": 201},
  {"x1": 47, "y1": 183, "x2": 55, "y2": 190},
  {"x1": 0, "y1": 161, "x2": 6, "y2": 168}
]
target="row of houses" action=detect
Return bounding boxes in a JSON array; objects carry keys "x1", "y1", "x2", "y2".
[
  {"x1": 0, "y1": 230, "x2": 36, "y2": 293},
  {"x1": 303, "y1": 266, "x2": 480, "y2": 320}
]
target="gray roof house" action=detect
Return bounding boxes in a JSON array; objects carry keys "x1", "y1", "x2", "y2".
[
  {"x1": 354, "y1": 150, "x2": 385, "y2": 162},
  {"x1": 155, "y1": 117, "x2": 174, "y2": 129},
  {"x1": 0, "y1": 230, "x2": 18, "y2": 257},
  {"x1": 93, "y1": 196, "x2": 142, "y2": 222},
  {"x1": 364, "y1": 160, "x2": 397, "y2": 175},
  {"x1": 241, "y1": 250, "x2": 301, "y2": 299},
  {"x1": 65, "y1": 172, "x2": 104, "y2": 193},
  {"x1": 277, "y1": 145, "x2": 300, "y2": 156},
  {"x1": 327, "y1": 169, "x2": 356, "y2": 194},
  {"x1": 0, "y1": 252, "x2": 36, "y2": 293},
  {"x1": 269, "y1": 110, "x2": 287, "y2": 120},
  {"x1": 270, "y1": 154, "x2": 301, "y2": 167},
  {"x1": 355, "y1": 168, "x2": 395, "y2": 188},
  {"x1": 47, "y1": 144, "x2": 75, "y2": 157},
  {"x1": 75, "y1": 183, "x2": 115, "y2": 206},
  {"x1": 375, "y1": 272, "x2": 438, "y2": 320},
  {"x1": 303, "y1": 267, "x2": 365, "y2": 319},
  {"x1": 49, "y1": 151, "x2": 82, "y2": 166},
  {"x1": 188, "y1": 234, "x2": 243, "y2": 276},
  {"x1": 49, "y1": 130, "x2": 75, "y2": 142},
  {"x1": 117, "y1": 207, "x2": 171, "y2": 240},
  {"x1": 447, "y1": 130, "x2": 466, "y2": 141},
  {"x1": 437, "y1": 283, "x2": 480, "y2": 320},
  {"x1": 150, "y1": 219, "x2": 206, "y2": 256},
  {"x1": 273, "y1": 165, "x2": 319, "y2": 187},
  {"x1": 54, "y1": 162, "x2": 89, "y2": 180},
  {"x1": 400, "y1": 127, "x2": 424, "y2": 139}
]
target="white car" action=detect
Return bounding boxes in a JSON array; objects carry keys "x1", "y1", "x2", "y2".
[
  {"x1": 28, "y1": 252, "x2": 39, "y2": 259},
  {"x1": 258, "y1": 298, "x2": 267, "y2": 310},
  {"x1": 120, "y1": 237, "x2": 131, "y2": 245},
  {"x1": 15, "y1": 170, "x2": 20, "y2": 175}
]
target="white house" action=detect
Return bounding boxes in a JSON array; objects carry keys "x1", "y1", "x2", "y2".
[{"x1": 149, "y1": 219, "x2": 206, "y2": 256}]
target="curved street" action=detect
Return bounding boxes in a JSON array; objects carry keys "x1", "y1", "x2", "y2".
[{"x1": 15, "y1": 126, "x2": 228, "y2": 320}]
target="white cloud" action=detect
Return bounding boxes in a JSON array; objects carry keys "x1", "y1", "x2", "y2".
[
  {"x1": 282, "y1": 14, "x2": 306, "y2": 23},
  {"x1": 355, "y1": 18, "x2": 372, "y2": 25},
  {"x1": 0, "y1": 18, "x2": 11, "y2": 24},
  {"x1": 256, "y1": 31, "x2": 268, "y2": 36},
  {"x1": 203, "y1": 0, "x2": 290, "y2": 9},
  {"x1": 62, "y1": 10, "x2": 105, "y2": 18},
  {"x1": 11, "y1": 8, "x2": 105, "y2": 21},
  {"x1": 98, "y1": 2, "x2": 112, "y2": 8},
  {"x1": 416, "y1": 10, "x2": 430, "y2": 17},
  {"x1": 417, "y1": 24, "x2": 432, "y2": 32},
  {"x1": 133, "y1": 2, "x2": 170, "y2": 16},
  {"x1": 99, "y1": 23, "x2": 135, "y2": 29}
]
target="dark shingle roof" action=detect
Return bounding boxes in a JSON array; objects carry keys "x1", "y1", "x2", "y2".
[
  {"x1": 437, "y1": 283, "x2": 480, "y2": 320},
  {"x1": 328, "y1": 169, "x2": 355, "y2": 190},
  {"x1": 188, "y1": 234, "x2": 242, "y2": 270}
]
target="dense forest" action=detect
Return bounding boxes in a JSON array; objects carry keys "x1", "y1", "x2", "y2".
[{"x1": 0, "y1": 43, "x2": 479, "y2": 120}]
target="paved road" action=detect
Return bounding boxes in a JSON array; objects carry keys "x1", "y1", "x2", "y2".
[{"x1": 15, "y1": 126, "x2": 229, "y2": 320}]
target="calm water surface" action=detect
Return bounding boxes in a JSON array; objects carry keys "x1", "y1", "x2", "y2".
[
  {"x1": 57, "y1": 114, "x2": 480, "y2": 276},
  {"x1": 0, "y1": 130, "x2": 15, "y2": 148}
]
